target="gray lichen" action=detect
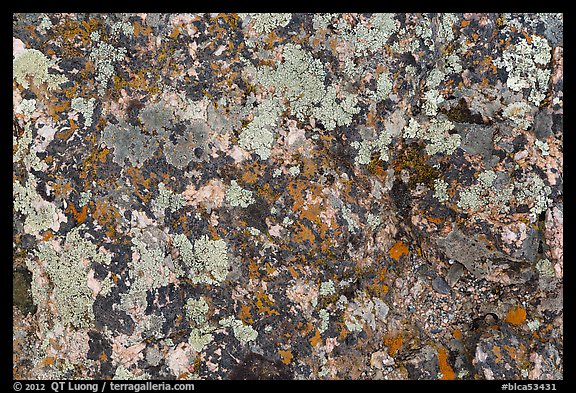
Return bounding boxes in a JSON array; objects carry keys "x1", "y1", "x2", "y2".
[{"x1": 101, "y1": 119, "x2": 158, "y2": 167}]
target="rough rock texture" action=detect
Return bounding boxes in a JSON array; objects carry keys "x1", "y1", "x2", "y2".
[{"x1": 13, "y1": 13, "x2": 562, "y2": 380}]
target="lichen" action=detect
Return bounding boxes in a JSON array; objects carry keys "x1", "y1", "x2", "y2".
[
  {"x1": 154, "y1": 182, "x2": 186, "y2": 214},
  {"x1": 535, "y1": 139, "x2": 550, "y2": 156},
  {"x1": 120, "y1": 229, "x2": 171, "y2": 312},
  {"x1": 536, "y1": 258, "x2": 555, "y2": 278},
  {"x1": 78, "y1": 190, "x2": 92, "y2": 207},
  {"x1": 502, "y1": 101, "x2": 533, "y2": 130},
  {"x1": 185, "y1": 297, "x2": 214, "y2": 352},
  {"x1": 219, "y1": 316, "x2": 258, "y2": 345},
  {"x1": 71, "y1": 97, "x2": 96, "y2": 127},
  {"x1": 89, "y1": 37, "x2": 127, "y2": 96},
  {"x1": 319, "y1": 280, "x2": 336, "y2": 297},
  {"x1": 318, "y1": 309, "x2": 330, "y2": 334},
  {"x1": 515, "y1": 174, "x2": 552, "y2": 221},
  {"x1": 288, "y1": 165, "x2": 300, "y2": 177},
  {"x1": 173, "y1": 234, "x2": 231, "y2": 285},
  {"x1": 433, "y1": 178, "x2": 449, "y2": 203},
  {"x1": 101, "y1": 119, "x2": 158, "y2": 167},
  {"x1": 225, "y1": 180, "x2": 255, "y2": 208},
  {"x1": 238, "y1": 98, "x2": 281, "y2": 160},
  {"x1": 113, "y1": 365, "x2": 150, "y2": 380},
  {"x1": 13, "y1": 174, "x2": 60, "y2": 234},
  {"x1": 16, "y1": 98, "x2": 36, "y2": 118},
  {"x1": 493, "y1": 34, "x2": 552, "y2": 105},
  {"x1": 13, "y1": 49, "x2": 68, "y2": 90},
  {"x1": 35, "y1": 226, "x2": 111, "y2": 329},
  {"x1": 242, "y1": 13, "x2": 292, "y2": 34},
  {"x1": 340, "y1": 205, "x2": 359, "y2": 233}
]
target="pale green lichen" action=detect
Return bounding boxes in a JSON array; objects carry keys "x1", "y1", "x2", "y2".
[
  {"x1": 312, "y1": 85, "x2": 360, "y2": 131},
  {"x1": 15, "y1": 98, "x2": 36, "y2": 117},
  {"x1": 13, "y1": 49, "x2": 68, "y2": 90},
  {"x1": 113, "y1": 365, "x2": 150, "y2": 380},
  {"x1": 173, "y1": 234, "x2": 231, "y2": 285},
  {"x1": 110, "y1": 20, "x2": 134, "y2": 37},
  {"x1": 536, "y1": 258, "x2": 555, "y2": 278},
  {"x1": 535, "y1": 139, "x2": 550, "y2": 156},
  {"x1": 318, "y1": 309, "x2": 330, "y2": 334},
  {"x1": 423, "y1": 118, "x2": 461, "y2": 156},
  {"x1": 225, "y1": 180, "x2": 255, "y2": 208},
  {"x1": 352, "y1": 128, "x2": 393, "y2": 166},
  {"x1": 154, "y1": 182, "x2": 186, "y2": 214},
  {"x1": 493, "y1": 34, "x2": 552, "y2": 105},
  {"x1": 403, "y1": 118, "x2": 420, "y2": 140},
  {"x1": 366, "y1": 212, "x2": 382, "y2": 230},
  {"x1": 340, "y1": 205, "x2": 359, "y2": 233},
  {"x1": 35, "y1": 226, "x2": 111, "y2": 329},
  {"x1": 241, "y1": 13, "x2": 292, "y2": 34},
  {"x1": 527, "y1": 319, "x2": 541, "y2": 332},
  {"x1": 238, "y1": 98, "x2": 281, "y2": 160},
  {"x1": 288, "y1": 165, "x2": 300, "y2": 177},
  {"x1": 219, "y1": 316, "x2": 258, "y2": 345},
  {"x1": 254, "y1": 43, "x2": 359, "y2": 131},
  {"x1": 319, "y1": 280, "x2": 336, "y2": 296},
  {"x1": 14, "y1": 174, "x2": 60, "y2": 233},
  {"x1": 101, "y1": 119, "x2": 157, "y2": 167},
  {"x1": 71, "y1": 97, "x2": 96, "y2": 127},
  {"x1": 185, "y1": 297, "x2": 214, "y2": 352},
  {"x1": 433, "y1": 178, "x2": 449, "y2": 203},
  {"x1": 78, "y1": 190, "x2": 92, "y2": 207},
  {"x1": 371, "y1": 72, "x2": 393, "y2": 102},
  {"x1": 38, "y1": 14, "x2": 53, "y2": 34},
  {"x1": 350, "y1": 13, "x2": 399, "y2": 56},
  {"x1": 502, "y1": 101, "x2": 533, "y2": 130},
  {"x1": 515, "y1": 174, "x2": 552, "y2": 220},
  {"x1": 120, "y1": 229, "x2": 171, "y2": 311},
  {"x1": 90, "y1": 39, "x2": 127, "y2": 96}
]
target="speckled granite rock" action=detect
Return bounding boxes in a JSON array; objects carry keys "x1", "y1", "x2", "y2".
[{"x1": 13, "y1": 13, "x2": 562, "y2": 380}]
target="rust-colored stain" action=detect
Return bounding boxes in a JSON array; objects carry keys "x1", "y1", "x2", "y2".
[
  {"x1": 505, "y1": 306, "x2": 527, "y2": 325},
  {"x1": 278, "y1": 349, "x2": 293, "y2": 365},
  {"x1": 437, "y1": 348, "x2": 455, "y2": 380},
  {"x1": 388, "y1": 241, "x2": 409, "y2": 261}
]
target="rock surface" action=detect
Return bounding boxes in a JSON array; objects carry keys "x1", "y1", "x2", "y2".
[{"x1": 13, "y1": 13, "x2": 562, "y2": 380}]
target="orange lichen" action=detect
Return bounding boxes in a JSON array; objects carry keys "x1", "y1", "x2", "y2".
[
  {"x1": 384, "y1": 334, "x2": 403, "y2": 356},
  {"x1": 293, "y1": 223, "x2": 315, "y2": 247},
  {"x1": 278, "y1": 349, "x2": 293, "y2": 365},
  {"x1": 505, "y1": 306, "x2": 527, "y2": 325},
  {"x1": 67, "y1": 204, "x2": 88, "y2": 224},
  {"x1": 453, "y1": 329, "x2": 462, "y2": 340},
  {"x1": 388, "y1": 241, "x2": 409, "y2": 261},
  {"x1": 255, "y1": 290, "x2": 279, "y2": 316},
  {"x1": 437, "y1": 348, "x2": 455, "y2": 380},
  {"x1": 239, "y1": 304, "x2": 253, "y2": 324},
  {"x1": 310, "y1": 329, "x2": 322, "y2": 347}
]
